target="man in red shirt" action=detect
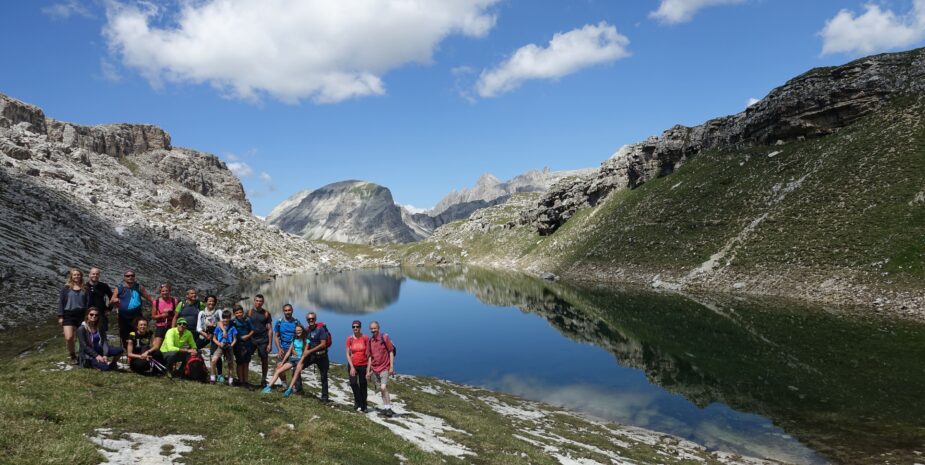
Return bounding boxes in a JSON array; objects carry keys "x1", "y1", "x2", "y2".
[{"x1": 366, "y1": 320, "x2": 396, "y2": 417}]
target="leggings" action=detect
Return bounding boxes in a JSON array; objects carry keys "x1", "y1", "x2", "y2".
[{"x1": 349, "y1": 365, "x2": 368, "y2": 410}]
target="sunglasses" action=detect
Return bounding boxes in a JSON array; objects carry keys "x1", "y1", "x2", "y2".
[
  {"x1": 352, "y1": 325, "x2": 360, "y2": 328},
  {"x1": 124, "y1": 274, "x2": 135, "y2": 278},
  {"x1": 88, "y1": 314, "x2": 100, "y2": 317},
  {"x1": 307, "y1": 318, "x2": 316, "y2": 321},
  {"x1": 178, "y1": 323, "x2": 188, "y2": 326}
]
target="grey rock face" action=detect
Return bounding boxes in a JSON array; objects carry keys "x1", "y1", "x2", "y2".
[
  {"x1": 0, "y1": 94, "x2": 46, "y2": 133},
  {"x1": 527, "y1": 46, "x2": 925, "y2": 234},
  {"x1": 269, "y1": 180, "x2": 425, "y2": 245},
  {"x1": 46, "y1": 120, "x2": 171, "y2": 157}
]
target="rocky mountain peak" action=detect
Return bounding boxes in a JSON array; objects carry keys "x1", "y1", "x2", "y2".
[{"x1": 526, "y1": 46, "x2": 925, "y2": 235}]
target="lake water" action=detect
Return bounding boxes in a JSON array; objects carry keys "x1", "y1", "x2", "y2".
[{"x1": 239, "y1": 266, "x2": 925, "y2": 465}]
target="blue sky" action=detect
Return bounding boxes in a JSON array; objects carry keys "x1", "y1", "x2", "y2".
[{"x1": 3, "y1": 0, "x2": 925, "y2": 216}]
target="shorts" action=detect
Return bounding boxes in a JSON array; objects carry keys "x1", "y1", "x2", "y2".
[
  {"x1": 61, "y1": 309, "x2": 85, "y2": 327},
  {"x1": 234, "y1": 344, "x2": 254, "y2": 365},
  {"x1": 371, "y1": 369, "x2": 390, "y2": 388},
  {"x1": 252, "y1": 339, "x2": 269, "y2": 359},
  {"x1": 154, "y1": 325, "x2": 169, "y2": 338}
]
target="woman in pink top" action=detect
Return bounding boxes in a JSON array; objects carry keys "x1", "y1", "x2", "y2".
[
  {"x1": 151, "y1": 283, "x2": 178, "y2": 349},
  {"x1": 345, "y1": 319, "x2": 370, "y2": 412}
]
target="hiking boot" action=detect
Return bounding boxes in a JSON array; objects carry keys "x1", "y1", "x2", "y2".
[
  {"x1": 283, "y1": 387, "x2": 294, "y2": 398},
  {"x1": 383, "y1": 408, "x2": 396, "y2": 417},
  {"x1": 216, "y1": 375, "x2": 225, "y2": 383},
  {"x1": 319, "y1": 396, "x2": 331, "y2": 403},
  {"x1": 261, "y1": 386, "x2": 272, "y2": 394},
  {"x1": 69, "y1": 354, "x2": 79, "y2": 366}
]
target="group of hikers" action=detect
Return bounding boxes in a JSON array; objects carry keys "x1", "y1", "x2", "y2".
[{"x1": 58, "y1": 267, "x2": 399, "y2": 416}]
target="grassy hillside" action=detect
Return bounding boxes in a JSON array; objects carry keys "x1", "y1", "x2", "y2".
[{"x1": 390, "y1": 97, "x2": 925, "y2": 312}]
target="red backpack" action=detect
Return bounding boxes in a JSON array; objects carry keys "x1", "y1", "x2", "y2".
[
  {"x1": 313, "y1": 322, "x2": 333, "y2": 349},
  {"x1": 184, "y1": 353, "x2": 208, "y2": 383}
]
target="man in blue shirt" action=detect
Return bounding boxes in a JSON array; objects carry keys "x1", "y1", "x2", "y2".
[{"x1": 273, "y1": 304, "x2": 302, "y2": 391}]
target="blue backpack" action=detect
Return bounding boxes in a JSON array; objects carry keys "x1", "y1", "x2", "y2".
[{"x1": 117, "y1": 283, "x2": 142, "y2": 312}]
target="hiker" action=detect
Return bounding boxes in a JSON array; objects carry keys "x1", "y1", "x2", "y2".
[
  {"x1": 263, "y1": 324, "x2": 307, "y2": 397},
  {"x1": 176, "y1": 288, "x2": 206, "y2": 347},
  {"x1": 151, "y1": 283, "x2": 179, "y2": 350},
  {"x1": 159, "y1": 317, "x2": 198, "y2": 377},
  {"x1": 296, "y1": 312, "x2": 330, "y2": 401},
  {"x1": 126, "y1": 317, "x2": 165, "y2": 375},
  {"x1": 58, "y1": 268, "x2": 89, "y2": 365},
  {"x1": 211, "y1": 309, "x2": 237, "y2": 385},
  {"x1": 231, "y1": 304, "x2": 255, "y2": 387},
  {"x1": 346, "y1": 319, "x2": 371, "y2": 412},
  {"x1": 76, "y1": 307, "x2": 123, "y2": 371},
  {"x1": 85, "y1": 267, "x2": 113, "y2": 334},
  {"x1": 197, "y1": 295, "x2": 221, "y2": 349},
  {"x1": 247, "y1": 294, "x2": 273, "y2": 388},
  {"x1": 110, "y1": 270, "x2": 152, "y2": 349},
  {"x1": 367, "y1": 321, "x2": 396, "y2": 417},
  {"x1": 273, "y1": 304, "x2": 301, "y2": 389}
]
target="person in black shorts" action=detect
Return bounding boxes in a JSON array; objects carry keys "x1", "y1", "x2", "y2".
[
  {"x1": 247, "y1": 295, "x2": 273, "y2": 388},
  {"x1": 232, "y1": 305, "x2": 255, "y2": 387},
  {"x1": 59, "y1": 268, "x2": 89, "y2": 365}
]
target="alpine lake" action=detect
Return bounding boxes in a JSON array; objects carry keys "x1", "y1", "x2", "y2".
[{"x1": 238, "y1": 266, "x2": 925, "y2": 465}]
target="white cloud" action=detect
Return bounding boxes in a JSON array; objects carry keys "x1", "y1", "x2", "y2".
[
  {"x1": 42, "y1": 0, "x2": 94, "y2": 20},
  {"x1": 475, "y1": 22, "x2": 630, "y2": 98},
  {"x1": 258, "y1": 172, "x2": 272, "y2": 183},
  {"x1": 103, "y1": 0, "x2": 499, "y2": 104},
  {"x1": 747, "y1": 97, "x2": 759, "y2": 107},
  {"x1": 649, "y1": 0, "x2": 744, "y2": 25},
  {"x1": 819, "y1": 0, "x2": 925, "y2": 56},
  {"x1": 227, "y1": 161, "x2": 253, "y2": 178}
]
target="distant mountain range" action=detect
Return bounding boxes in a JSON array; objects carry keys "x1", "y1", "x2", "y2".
[{"x1": 267, "y1": 168, "x2": 595, "y2": 245}]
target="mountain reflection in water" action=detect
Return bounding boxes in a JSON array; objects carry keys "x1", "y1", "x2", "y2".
[{"x1": 240, "y1": 266, "x2": 925, "y2": 465}]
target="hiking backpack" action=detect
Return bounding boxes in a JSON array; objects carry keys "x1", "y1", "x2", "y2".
[
  {"x1": 313, "y1": 322, "x2": 333, "y2": 349},
  {"x1": 184, "y1": 353, "x2": 208, "y2": 383}
]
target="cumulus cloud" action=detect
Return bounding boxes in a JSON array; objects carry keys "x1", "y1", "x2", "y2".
[
  {"x1": 819, "y1": 0, "x2": 925, "y2": 56},
  {"x1": 475, "y1": 22, "x2": 630, "y2": 98},
  {"x1": 258, "y1": 172, "x2": 272, "y2": 183},
  {"x1": 227, "y1": 161, "x2": 253, "y2": 178},
  {"x1": 102, "y1": 0, "x2": 499, "y2": 103},
  {"x1": 42, "y1": 0, "x2": 95, "y2": 20},
  {"x1": 649, "y1": 0, "x2": 744, "y2": 25}
]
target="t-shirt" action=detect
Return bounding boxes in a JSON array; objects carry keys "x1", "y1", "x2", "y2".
[
  {"x1": 248, "y1": 308, "x2": 272, "y2": 342},
  {"x1": 307, "y1": 324, "x2": 330, "y2": 352},
  {"x1": 275, "y1": 317, "x2": 300, "y2": 350},
  {"x1": 346, "y1": 334, "x2": 370, "y2": 367},
  {"x1": 197, "y1": 309, "x2": 221, "y2": 334},
  {"x1": 63, "y1": 288, "x2": 88, "y2": 312},
  {"x1": 213, "y1": 325, "x2": 238, "y2": 345},
  {"x1": 291, "y1": 338, "x2": 305, "y2": 360},
  {"x1": 232, "y1": 317, "x2": 254, "y2": 346},
  {"x1": 152, "y1": 297, "x2": 178, "y2": 328},
  {"x1": 128, "y1": 330, "x2": 153, "y2": 353},
  {"x1": 160, "y1": 327, "x2": 197, "y2": 353},
  {"x1": 86, "y1": 281, "x2": 112, "y2": 312},
  {"x1": 177, "y1": 300, "x2": 203, "y2": 332},
  {"x1": 369, "y1": 334, "x2": 394, "y2": 373}
]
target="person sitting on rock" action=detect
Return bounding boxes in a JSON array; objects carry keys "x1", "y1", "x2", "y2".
[
  {"x1": 77, "y1": 307, "x2": 123, "y2": 371},
  {"x1": 159, "y1": 317, "x2": 198, "y2": 377}
]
